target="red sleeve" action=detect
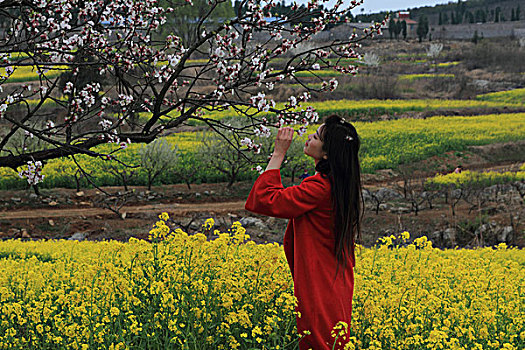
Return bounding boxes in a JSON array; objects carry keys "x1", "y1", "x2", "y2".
[{"x1": 244, "y1": 169, "x2": 330, "y2": 219}]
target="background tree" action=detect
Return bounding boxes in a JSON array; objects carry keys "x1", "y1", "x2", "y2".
[
  {"x1": 395, "y1": 20, "x2": 403, "y2": 40},
  {"x1": 139, "y1": 138, "x2": 179, "y2": 190},
  {"x1": 401, "y1": 20, "x2": 407, "y2": 40},
  {"x1": 157, "y1": 0, "x2": 235, "y2": 47},
  {"x1": 197, "y1": 127, "x2": 253, "y2": 188},
  {"x1": 417, "y1": 15, "x2": 429, "y2": 43},
  {"x1": 388, "y1": 16, "x2": 396, "y2": 39}
]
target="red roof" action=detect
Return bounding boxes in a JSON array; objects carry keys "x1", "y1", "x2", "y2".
[{"x1": 394, "y1": 18, "x2": 417, "y2": 24}]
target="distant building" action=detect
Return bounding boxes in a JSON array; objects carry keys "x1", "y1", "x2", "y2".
[{"x1": 394, "y1": 11, "x2": 418, "y2": 38}]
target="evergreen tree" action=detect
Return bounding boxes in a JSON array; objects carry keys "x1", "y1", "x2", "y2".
[
  {"x1": 442, "y1": 12, "x2": 449, "y2": 25},
  {"x1": 511, "y1": 8, "x2": 516, "y2": 21},
  {"x1": 401, "y1": 20, "x2": 407, "y2": 40},
  {"x1": 388, "y1": 16, "x2": 396, "y2": 39},
  {"x1": 395, "y1": 20, "x2": 403, "y2": 39},
  {"x1": 417, "y1": 15, "x2": 429, "y2": 42},
  {"x1": 466, "y1": 11, "x2": 474, "y2": 23},
  {"x1": 439, "y1": 12, "x2": 443, "y2": 25},
  {"x1": 517, "y1": 5, "x2": 521, "y2": 21}
]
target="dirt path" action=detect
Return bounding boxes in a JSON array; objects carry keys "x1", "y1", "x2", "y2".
[
  {"x1": 2, "y1": 162, "x2": 519, "y2": 220},
  {"x1": 0, "y1": 201, "x2": 247, "y2": 220}
]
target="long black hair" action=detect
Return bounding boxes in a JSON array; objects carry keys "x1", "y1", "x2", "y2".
[{"x1": 315, "y1": 114, "x2": 363, "y2": 273}]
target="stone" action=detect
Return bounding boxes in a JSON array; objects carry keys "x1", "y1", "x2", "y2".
[
  {"x1": 29, "y1": 193, "x2": 38, "y2": 199},
  {"x1": 10, "y1": 197, "x2": 21, "y2": 202},
  {"x1": 48, "y1": 201, "x2": 58, "y2": 206},
  {"x1": 361, "y1": 190, "x2": 372, "y2": 202},
  {"x1": 376, "y1": 188, "x2": 402, "y2": 199},
  {"x1": 430, "y1": 230, "x2": 442, "y2": 242},
  {"x1": 240, "y1": 217, "x2": 268, "y2": 230},
  {"x1": 69, "y1": 232, "x2": 89, "y2": 241},
  {"x1": 443, "y1": 228, "x2": 456, "y2": 246},
  {"x1": 450, "y1": 189, "x2": 462, "y2": 199},
  {"x1": 379, "y1": 203, "x2": 390, "y2": 211},
  {"x1": 48, "y1": 220, "x2": 55, "y2": 226},
  {"x1": 195, "y1": 193, "x2": 201, "y2": 197},
  {"x1": 76, "y1": 191, "x2": 85, "y2": 197},
  {"x1": 475, "y1": 224, "x2": 491, "y2": 237},
  {"x1": 204, "y1": 191, "x2": 210, "y2": 195},
  {"x1": 498, "y1": 226, "x2": 514, "y2": 243},
  {"x1": 473, "y1": 79, "x2": 490, "y2": 89},
  {"x1": 390, "y1": 206, "x2": 410, "y2": 214}
]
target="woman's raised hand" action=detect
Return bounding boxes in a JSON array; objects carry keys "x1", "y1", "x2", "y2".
[{"x1": 274, "y1": 127, "x2": 294, "y2": 156}]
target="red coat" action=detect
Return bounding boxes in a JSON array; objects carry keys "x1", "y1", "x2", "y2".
[{"x1": 245, "y1": 169, "x2": 354, "y2": 350}]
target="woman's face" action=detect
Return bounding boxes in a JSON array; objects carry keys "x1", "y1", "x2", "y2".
[{"x1": 304, "y1": 124, "x2": 327, "y2": 164}]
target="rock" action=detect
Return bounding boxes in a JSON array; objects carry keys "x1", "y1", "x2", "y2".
[
  {"x1": 21, "y1": 229, "x2": 31, "y2": 238},
  {"x1": 195, "y1": 193, "x2": 201, "y2": 197},
  {"x1": 204, "y1": 191, "x2": 210, "y2": 195},
  {"x1": 240, "y1": 217, "x2": 268, "y2": 230},
  {"x1": 29, "y1": 193, "x2": 38, "y2": 199},
  {"x1": 379, "y1": 203, "x2": 390, "y2": 211},
  {"x1": 390, "y1": 206, "x2": 410, "y2": 214},
  {"x1": 121, "y1": 212, "x2": 127, "y2": 219},
  {"x1": 443, "y1": 228, "x2": 456, "y2": 247},
  {"x1": 11, "y1": 197, "x2": 21, "y2": 203},
  {"x1": 76, "y1": 191, "x2": 85, "y2": 197},
  {"x1": 8, "y1": 228, "x2": 20, "y2": 236},
  {"x1": 450, "y1": 189, "x2": 462, "y2": 199},
  {"x1": 376, "y1": 188, "x2": 402, "y2": 199},
  {"x1": 473, "y1": 79, "x2": 490, "y2": 89},
  {"x1": 430, "y1": 230, "x2": 442, "y2": 242},
  {"x1": 475, "y1": 224, "x2": 491, "y2": 237},
  {"x1": 69, "y1": 232, "x2": 89, "y2": 241},
  {"x1": 48, "y1": 220, "x2": 55, "y2": 226},
  {"x1": 48, "y1": 201, "x2": 58, "y2": 206},
  {"x1": 498, "y1": 226, "x2": 514, "y2": 243},
  {"x1": 147, "y1": 196, "x2": 155, "y2": 200}
]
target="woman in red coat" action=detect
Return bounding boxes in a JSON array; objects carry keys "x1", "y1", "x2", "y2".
[{"x1": 245, "y1": 115, "x2": 363, "y2": 349}]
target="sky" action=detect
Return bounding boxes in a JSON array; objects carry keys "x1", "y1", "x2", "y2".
[{"x1": 346, "y1": 1, "x2": 453, "y2": 15}]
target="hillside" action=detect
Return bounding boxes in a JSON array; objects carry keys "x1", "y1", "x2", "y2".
[{"x1": 410, "y1": 0, "x2": 523, "y2": 25}]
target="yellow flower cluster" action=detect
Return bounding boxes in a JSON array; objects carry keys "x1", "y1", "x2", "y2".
[
  {"x1": 0, "y1": 215, "x2": 523, "y2": 349},
  {"x1": 350, "y1": 236, "x2": 524, "y2": 350},
  {"x1": 2, "y1": 65, "x2": 67, "y2": 83},
  {"x1": 0, "y1": 214, "x2": 301, "y2": 349},
  {"x1": 427, "y1": 170, "x2": 525, "y2": 189},
  {"x1": 476, "y1": 88, "x2": 525, "y2": 105},
  {"x1": 436, "y1": 61, "x2": 460, "y2": 67},
  {"x1": 399, "y1": 73, "x2": 455, "y2": 81}
]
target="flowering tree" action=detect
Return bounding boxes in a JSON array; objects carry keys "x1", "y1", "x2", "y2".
[{"x1": 0, "y1": 0, "x2": 383, "y2": 186}]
